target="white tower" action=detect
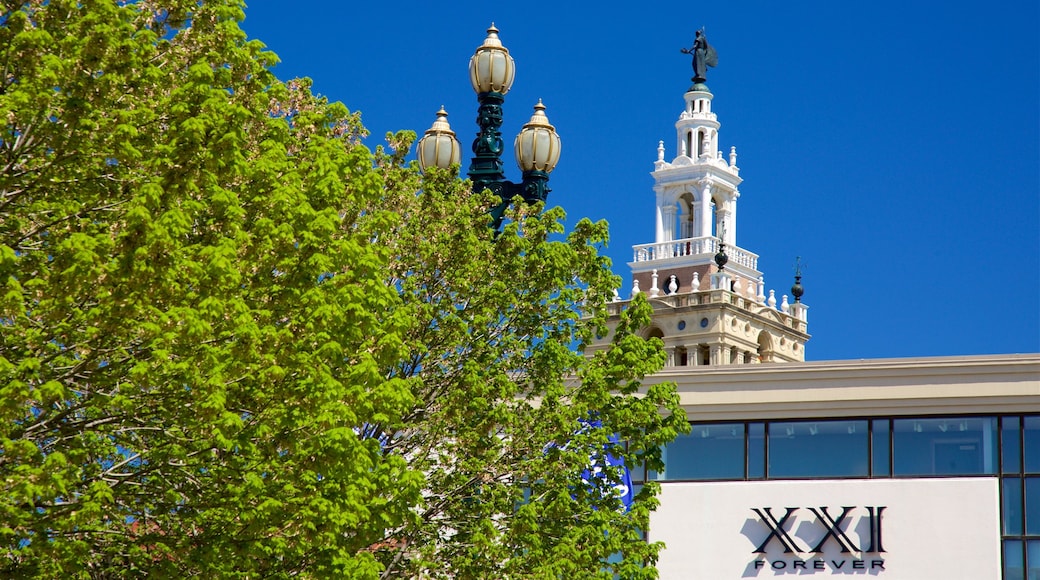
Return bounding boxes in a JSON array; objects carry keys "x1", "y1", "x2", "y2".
[{"x1": 605, "y1": 79, "x2": 809, "y2": 366}]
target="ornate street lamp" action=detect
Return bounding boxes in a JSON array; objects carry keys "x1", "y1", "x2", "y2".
[
  {"x1": 417, "y1": 24, "x2": 561, "y2": 229},
  {"x1": 417, "y1": 107, "x2": 461, "y2": 171}
]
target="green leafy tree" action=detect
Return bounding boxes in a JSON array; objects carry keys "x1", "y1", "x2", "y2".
[{"x1": 0, "y1": 1, "x2": 686, "y2": 578}]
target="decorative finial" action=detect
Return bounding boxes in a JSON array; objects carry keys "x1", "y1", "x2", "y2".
[
  {"x1": 482, "y1": 23, "x2": 503, "y2": 47},
  {"x1": 791, "y1": 257, "x2": 805, "y2": 303},
  {"x1": 714, "y1": 222, "x2": 728, "y2": 271},
  {"x1": 714, "y1": 245, "x2": 728, "y2": 271},
  {"x1": 527, "y1": 99, "x2": 549, "y2": 124},
  {"x1": 432, "y1": 106, "x2": 450, "y2": 128}
]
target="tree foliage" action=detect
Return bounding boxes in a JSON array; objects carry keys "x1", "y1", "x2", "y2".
[{"x1": 0, "y1": 1, "x2": 686, "y2": 577}]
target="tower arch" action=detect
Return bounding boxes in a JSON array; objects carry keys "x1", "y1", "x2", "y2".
[{"x1": 757, "y1": 331, "x2": 775, "y2": 363}]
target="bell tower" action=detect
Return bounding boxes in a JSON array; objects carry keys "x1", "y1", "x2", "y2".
[{"x1": 604, "y1": 58, "x2": 809, "y2": 366}]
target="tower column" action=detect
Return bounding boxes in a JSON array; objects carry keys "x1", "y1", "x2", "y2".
[
  {"x1": 661, "y1": 204, "x2": 677, "y2": 242},
  {"x1": 655, "y1": 200, "x2": 665, "y2": 243},
  {"x1": 690, "y1": 198, "x2": 701, "y2": 240},
  {"x1": 664, "y1": 346, "x2": 676, "y2": 367},
  {"x1": 727, "y1": 196, "x2": 737, "y2": 245},
  {"x1": 717, "y1": 206, "x2": 732, "y2": 245},
  {"x1": 698, "y1": 180, "x2": 713, "y2": 238}
]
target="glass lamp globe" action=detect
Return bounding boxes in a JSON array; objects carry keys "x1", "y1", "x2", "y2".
[
  {"x1": 469, "y1": 24, "x2": 515, "y2": 95},
  {"x1": 416, "y1": 107, "x2": 461, "y2": 172},
  {"x1": 514, "y1": 100, "x2": 561, "y2": 173}
]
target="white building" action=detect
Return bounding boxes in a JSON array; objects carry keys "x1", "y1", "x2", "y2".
[{"x1": 598, "y1": 75, "x2": 1040, "y2": 579}]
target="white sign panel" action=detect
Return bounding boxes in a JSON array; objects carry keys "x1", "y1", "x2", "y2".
[{"x1": 649, "y1": 478, "x2": 1000, "y2": 579}]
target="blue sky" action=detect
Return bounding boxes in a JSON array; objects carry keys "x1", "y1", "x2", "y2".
[{"x1": 240, "y1": 1, "x2": 1039, "y2": 362}]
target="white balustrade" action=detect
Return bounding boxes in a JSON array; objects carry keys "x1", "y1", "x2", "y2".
[{"x1": 631, "y1": 236, "x2": 759, "y2": 270}]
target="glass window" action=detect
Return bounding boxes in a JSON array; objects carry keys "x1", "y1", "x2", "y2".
[
  {"x1": 1006, "y1": 540, "x2": 1025, "y2": 580},
  {"x1": 655, "y1": 423, "x2": 745, "y2": 480},
  {"x1": 1028, "y1": 540, "x2": 1040, "y2": 580},
  {"x1": 1004, "y1": 416, "x2": 1023, "y2": 474},
  {"x1": 768, "y1": 420, "x2": 869, "y2": 478},
  {"x1": 872, "y1": 419, "x2": 890, "y2": 476},
  {"x1": 629, "y1": 458, "x2": 646, "y2": 484},
  {"x1": 1004, "y1": 477, "x2": 1024, "y2": 535},
  {"x1": 748, "y1": 423, "x2": 765, "y2": 479},
  {"x1": 892, "y1": 417, "x2": 997, "y2": 476},
  {"x1": 1027, "y1": 477, "x2": 1040, "y2": 536},
  {"x1": 1025, "y1": 416, "x2": 1040, "y2": 473}
]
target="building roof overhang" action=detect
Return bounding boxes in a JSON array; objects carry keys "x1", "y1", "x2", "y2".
[{"x1": 642, "y1": 353, "x2": 1040, "y2": 421}]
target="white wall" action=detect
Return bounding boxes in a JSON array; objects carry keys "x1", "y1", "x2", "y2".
[{"x1": 649, "y1": 478, "x2": 1000, "y2": 579}]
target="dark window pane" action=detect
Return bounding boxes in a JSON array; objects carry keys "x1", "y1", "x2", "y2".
[
  {"x1": 656, "y1": 423, "x2": 745, "y2": 480},
  {"x1": 748, "y1": 423, "x2": 765, "y2": 479},
  {"x1": 893, "y1": 417, "x2": 997, "y2": 476},
  {"x1": 1025, "y1": 417, "x2": 1040, "y2": 473},
  {"x1": 872, "y1": 419, "x2": 891, "y2": 477},
  {"x1": 768, "y1": 420, "x2": 868, "y2": 478},
  {"x1": 1005, "y1": 477, "x2": 1024, "y2": 535},
  {"x1": 628, "y1": 463, "x2": 644, "y2": 486},
  {"x1": 1006, "y1": 540, "x2": 1025, "y2": 580},
  {"x1": 1027, "y1": 478, "x2": 1040, "y2": 535},
  {"x1": 1004, "y1": 416, "x2": 1023, "y2": 474}
]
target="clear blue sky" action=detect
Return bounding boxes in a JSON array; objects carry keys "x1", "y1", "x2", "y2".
[{"x1": 240, "y1": 1, "x2": 1039, "y2": 362}]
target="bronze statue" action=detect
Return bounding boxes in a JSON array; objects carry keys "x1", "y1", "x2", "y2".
[{"x1": 681, "y1": 29, "x2": 717, "y2": 84}]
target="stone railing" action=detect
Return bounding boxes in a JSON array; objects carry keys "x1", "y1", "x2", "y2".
[
  {"x1": 632, "y1": 236, "x2": 758, "y2": 270},
  {"x1": 607, "y1": 287, "x2": 808, "y2": 333}
]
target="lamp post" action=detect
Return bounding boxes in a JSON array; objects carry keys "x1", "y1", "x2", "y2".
[{"x1": 417, "y1": 24, "x2": 561, "y2": 229}]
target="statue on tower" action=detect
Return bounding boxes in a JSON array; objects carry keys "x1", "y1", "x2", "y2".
[{"x1": 681, "y1": 29, "x2": 717, "y2": 85}]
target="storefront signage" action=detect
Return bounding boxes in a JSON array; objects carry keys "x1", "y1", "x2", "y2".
[
  {"x1": 753, "y1": 506, "x2": 885, "y2": 552},
  {"x1": 751, "y1": 506, "x2": 885, "y2": 571},
  {"x1": 649, "y1": 479, "x2": 1000, "y2": 579}
]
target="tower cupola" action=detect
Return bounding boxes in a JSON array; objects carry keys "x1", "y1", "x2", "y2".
[{"x1": 597, "y1": 32, "x2": 810, "y2": 366}]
